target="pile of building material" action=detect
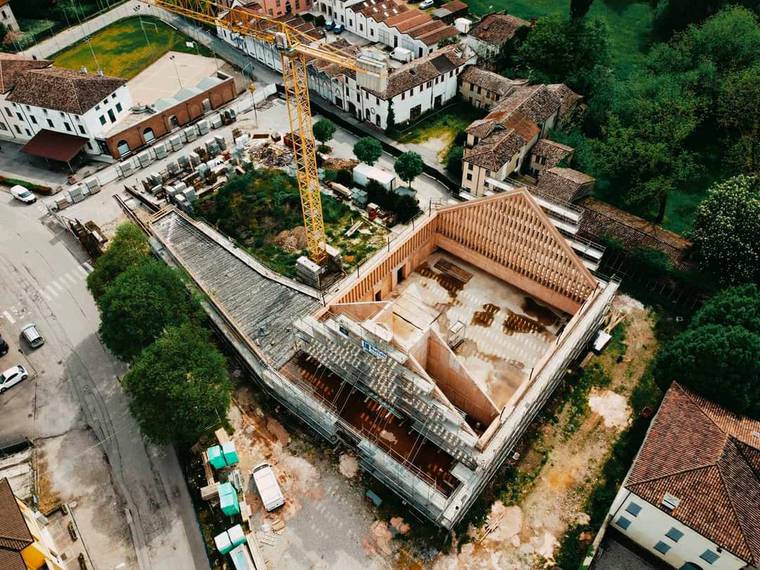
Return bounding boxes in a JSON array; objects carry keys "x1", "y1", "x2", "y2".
[
  {"x1": 249, "y1": 142, "x2": 293, "y2": 168},
  {"x1": 0, "y1": 441, "x2": 33, "y2": 501},
  {"x1": 53, "y1": 178, "x2": 102, "y2": 210}
]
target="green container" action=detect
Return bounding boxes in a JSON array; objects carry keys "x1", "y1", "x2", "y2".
[
  {"x1": 207, "y1": 445, "x2": 226, "y2": 470},
  {"x1": 219, "y1": 482, "x2": 240, "y2": 516},
  {"x1": 221, "y1": 442, "x2": 239, "y2": 466}
]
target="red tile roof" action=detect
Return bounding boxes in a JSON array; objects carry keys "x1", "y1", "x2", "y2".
[
  {"x1": 0, "y1": 55, "x2": 51, "y2": 94},
  {"x1": 0, "y1": 478, "x2": 33, "y2": 570},
  {"x1": 626, "y1": 383, "x2": 760, "y2": 565},
  {"x1": 470, "y1": 13, "x2": 531, "y2": 47}
]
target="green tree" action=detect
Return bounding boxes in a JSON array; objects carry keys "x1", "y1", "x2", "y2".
[
  {"x1": 511, "y1": 15, "x2": 610, "y2": 95},
  {"x1": 653, "y1": 0, "x2": 760, "y2": 39},
  {"x1": 691, "y1": 283, "x2": 760, "y2": 334},
  {"x1": 594, "y1": 73, "x2": 702, "y2": 222},
  {"x1": 87, "y1": 222, "x2": 151, "y2": 300},
  {"x1": 385, "y1": 103, "x2": 397, "y2": 136},
  {"x1": 393, "y1": 151, "x2": 424, "y2": 189},
  {"x1": 717, "y1": 64, "x2": 760, "y2": 176},
  {"x1": 570, "y1": 0, "x2": 594, "y2": 19},
  {"x1": 123, "y1": 323, "x2": 232, "y2": 444},
  {"x1": 97, "y1": 260, "x2": 201, "y2": 362},
  {"x1": 446, "y1": 145, "x2": 464, "y2": 180},
  {"x1": 691, "y1": 175, "x2": 760, "y2": 285},
  {"x1": 353, "y1": 137, "x2": 383, "y2": 166},
  {"x1": 312, "y1": 119, "x2": 336, "y2": 145},
  {"x1": 654, "y1": 324, "x2": 760, "y2": 419}
]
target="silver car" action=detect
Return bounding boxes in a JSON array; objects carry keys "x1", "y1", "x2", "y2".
[{"x1": 21, "y1": 323, "x2": 44, "y2": 349}]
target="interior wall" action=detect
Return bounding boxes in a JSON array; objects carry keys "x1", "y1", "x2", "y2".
[
  {"x1": 330, "y1": 302, "x2": 387, "y2": 322},
  {"x1": 427, "y1": 330, "x2": 499, "y2": 429}
]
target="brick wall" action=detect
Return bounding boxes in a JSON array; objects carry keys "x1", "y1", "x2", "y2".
[{"x1": 104, "y1": 77, "x2": 236, "y2": 159}]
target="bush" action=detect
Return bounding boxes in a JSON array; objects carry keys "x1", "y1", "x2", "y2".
[
  {"x1": 335, "y1": 169, "x2": 353, "y2": 187},
  {"x1": 445, "y1": 145, "x2": 464, "y2": 180},
  {"x1": 0, "y1": 176, "x2": 53, "y2": 195},
  {"x1": 365, "y1": 180, "x2": 421, "y2": 224}
]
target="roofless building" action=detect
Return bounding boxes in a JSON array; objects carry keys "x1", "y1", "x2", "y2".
[{"x1": 150, "y1": 188, "x2": 618, "y2": 528}]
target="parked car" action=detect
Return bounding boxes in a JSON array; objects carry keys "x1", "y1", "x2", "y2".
[
  {"x1": 324, "y1": 20, "x2": 335, "y2": 30},
  {"x1": 10, "y1": 185, "x2": 36, "y2": 204},
  {"x1": 333, "y1": 23, "x2": 345, "y2": 34},
  {"x1": 252, "y1": 463, "x2": 285, "y2": 511},
  {"x1": 420, "y1": 0, "x2": 434, "y2": 8},
  {"x1": 0, "y1": 336, "x2": 8, "y2": 357},
  {"x1": 0, "y1": 365, "x2": 28, "y2": 393},
  {"x1": 21, "y1": 324, "x2": 44, "y2": 349}
]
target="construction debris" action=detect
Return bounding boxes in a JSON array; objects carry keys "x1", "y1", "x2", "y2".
[{"x1": 249, "y1": 141, "x2": 293, "y2": 168}]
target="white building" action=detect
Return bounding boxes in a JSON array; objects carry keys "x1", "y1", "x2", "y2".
[
  {"x1": 314, "y1": 0, "x2": 458, "y2": 59},
  {"x1": 0, "y1": 55, "x2": 131, "y2": 161},
  {"x1": 0, "y1": 0, "x2": 19, "y2": 33},
  {"x1": 606, "y1": 383, "x2": 760, "y2": 570}
]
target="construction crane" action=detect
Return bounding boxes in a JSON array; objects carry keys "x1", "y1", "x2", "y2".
[{"x1": 149, "y1": 0, "x2": 379, "y2": 265}]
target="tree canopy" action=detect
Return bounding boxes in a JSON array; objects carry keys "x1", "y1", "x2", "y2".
[
  {"x1": 87, "y1": 222, "x2": 151, "y2": 300},
  {"x1": 97, "y1": 259, "x2": 201, "y2": 362},
  {"x1": 394, "y1": 152, "x2": 424, "y2": 188},
  {"x1": 313, "y1": 119, "x2": 336, "y2": 144},
  {"x1": 717, "y1": 64, "x2": 760, "y2": 176},
  {"x1": 654, "y1": 284, "x2": 760, "y2": 419},
  {"x1": 353, "y1": 137, "x2": 383, "y2": 166},
  {"x1": 509, "y1": 15, "x2": 610, "y2": 96},
  {"x1": 691, "y1": 175, "x2": 759, "y2": 285},
  {"x1": 122, "y1": 323, "x2": 232, "y2": 444}
]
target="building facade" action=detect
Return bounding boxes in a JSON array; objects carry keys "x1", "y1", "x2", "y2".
[
  {"x1": 606, "y1": 383, "x2": 760, "y2": 570},
  {"x1": 0, "y1": 0, "x2": 19, "y2": 32}
]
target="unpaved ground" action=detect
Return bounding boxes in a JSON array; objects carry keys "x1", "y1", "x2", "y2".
[
  {"x1": 231, "y1": 386, "x2": 398, "y2": 569},
  {"x1": 432, "y1": 295, "x2": 657, "y2": 569}
]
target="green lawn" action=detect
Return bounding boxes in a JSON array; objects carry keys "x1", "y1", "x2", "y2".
[
  {"x1": 464, "y1": 0, "x2": 655, "y2": 78},
  {"x1": 51, "y1": 16, "x2": 212, "y2": 80}
]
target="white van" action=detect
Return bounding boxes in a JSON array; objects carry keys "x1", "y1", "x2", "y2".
[{"x1": 252, "y1": 463, "x2": 285, "y2": 512}]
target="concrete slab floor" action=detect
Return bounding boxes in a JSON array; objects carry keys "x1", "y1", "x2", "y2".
[{"x1": 393, "y1": 251, "x2": 566, "y2": 408}]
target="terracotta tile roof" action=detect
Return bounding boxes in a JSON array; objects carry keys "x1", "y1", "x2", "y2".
[
  {"x1": 371, "y1": 43, "x2": 469, "y2": 99},
  {"x1": 0, "y1": 478, "x2": 33, "y2": 557},
  {"x1": 469, "y1": 13, "x2": 531, "y2": 47},
  {"x1": 494, "y1": 84, "x2": 561, "y2": 125},
  {"x1": 464, "y1": 112, "x2": 539, "y2": 171},
  {"x1": 441, "y1": 0, "x2": 467, "y2": 12},
  {"x1": 0, "y1": 55, "x2": 51, "y2": 94},
  {"x1": 530, "y1": 139, "x2": 574, "y2": 168},
  {"x1": 416, "y1": 25, "x2": 459, "y2": 45},
  {"x1": 7, "y1": 67, "x2": 125, "y2": 115},
  {"x1": 625, "y1": 383, "x2": 760, "y2": 565},
  {"x1": 535, "y1": 167, "x2": 594, "y2": 202},
  {"x1": 350, "y1": 0, "x2": 457, "y2": 44},
  {"x1": 460, "y1": 66, "x2": 527, "y2": 102},
  {"x1": 547, "y1": 83, "x2": 583, "y2": 120}
]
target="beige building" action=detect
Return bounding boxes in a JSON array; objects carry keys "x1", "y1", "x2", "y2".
[
  {"x1": 459, "y1": 66, "x2": 528, "y2": 109},
  {"x1": 606, "y1": 383, "x2": 760, "y2": 570},
  {"x1": 0, "y1": 0, "x2": 19, "y2": 33}
]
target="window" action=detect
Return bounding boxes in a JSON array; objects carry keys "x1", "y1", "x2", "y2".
[
  {"x1": 30, "y1": 116, "x2": 37, "y2": 124},
  {"x1": 700, "y1": 550, "x2": 720, "y2": 564},
  {"x1": 99, "y1": 115, "x2": 106, "y2": 125},
  {"x1": 665, "y1": 528, "x2": 683, "y2": 542},
  {"x1": 625, "y1": 502, "x2": 642, "y2": 517},
  {"x1": 111, "y1": 93, "x2": 117, "y2": 99},
  {"x1": 16, "y1": 112, "x2": 22, "y2": 121},
  {"x1": 25, "y1": 128, "x2": 31, "y2": 136},
  {"x1": 466, "y1": 173, "x2": 472, "y2": 181},
  {"x1": 615, "y1": 516, "x2": 631, "y2": 530},
  {"x1": 0, "y1": 123, "x2": 6, "y2": 131},
  {"x1": 78, "y1": 125, "x2": 86, "y2": 135},
  {"x1": 116, "y1": 140, "x2": 130, "y2": 157},
  {"x1": 59, "y1": 111, "x2": 64, "y2": 117},
  {"x1": 116, "y1": 102, "x2": 122, "y2": 113},
  {"x1": 143, "y1": 127, "x2": 155, "y2": 142},
  {"x1": 4, "y1": 108, "x2": 10, "y2": 117},
  {"x1": 95, "y1": 104, "x2": 100, "y2": 111},
  {"x1": 653, "y1": 541, "x2": 670, "y2": 555},
  {"x1": 108, "y1": 109, "x2": 116, "y2": 123},
  {"x1": 14, "y1": 125, "x2": 20, "y2": 134},
  {"x1": 47, "y1": 119, "x2": 53, "y2": 128},
  {"x1": 64, "y1": 122, "x2": 71, "y2": 132}
]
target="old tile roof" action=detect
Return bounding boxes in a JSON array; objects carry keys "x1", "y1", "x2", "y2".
[
  {"x1": 7, "y1": 67, "x2": 125, "y2": 115},
  {"x1": 0, "y1": 55, "x2": 51, "y2": 94},
  {"x1": 371, "y1": 44, "x2": 469, "y2": 99},
  {"x1": 625, "y1": 383, "x2": 760, "y2": 565},
  {"x1": 0, "y1": 478, "x2": 33, "y2": 570},
  {"x1": 535, "y1": 167, "x2": 594, "y2": 203},
  {"x1": 460, "y1": 66, "x2": 527, "y2": 102},
  {"x1": 531, "y1": 139, "x2": 574, "y2": 169},
  {"x1": 547, "y1": 83, "x2": 583, "y2": 120},
  {"x1": 494, "y1": 84, "x2": 561, "y2": 125},
  {"x1": 469, "y1": 13, "x2": 531, "y2": 46},
  {"x1": 441, "y1": 0, "x2": 467, "y2": 12},
  {"x1": 307, "y1": 39, "x2": 361, "y2": 79},
  {"x1": 464, "y1": 112, "x2": 539, "y2": 171}
]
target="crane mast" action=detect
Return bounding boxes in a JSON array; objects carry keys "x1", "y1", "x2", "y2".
[{"x1": 148, "y1": 0, "x2": 365, "y2": 264}]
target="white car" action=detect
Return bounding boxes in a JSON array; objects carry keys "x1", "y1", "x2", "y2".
[
  {"x1": 10, "y1": 185, "x2": 36, "y2": 204},
  {"x1": 420, "y1": 0, "x2": 434, "y2": 8},
  {"x1": 0, "y1": 365, "x2": 28, "y2": 393}
]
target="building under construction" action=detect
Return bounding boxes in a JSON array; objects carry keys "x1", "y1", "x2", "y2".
[{"x1": 149, "y1": 187, "x2": 618, "y2": 529}]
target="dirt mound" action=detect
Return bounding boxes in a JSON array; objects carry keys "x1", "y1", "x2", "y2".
[
  {"x1": 272, "y1": 226, "x2": 307, "y2": 252},
  {"x1": 339, "y1": 454, "x2": 359, "y2": 479},
  {"x1": 323, "y1": 157, "x2": 358, "y2": 171}
]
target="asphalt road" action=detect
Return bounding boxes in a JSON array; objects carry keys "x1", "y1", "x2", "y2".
[{"x1": 0, "y1": 192, "x2": 209, "y2": 569}]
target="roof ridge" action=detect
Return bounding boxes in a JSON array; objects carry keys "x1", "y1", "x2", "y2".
[
  {"x1": 714, "y1": 449, "x2": 758, "y2": 564},
  {"x1": 679, "y1": 384, "x2": 735, "y2": 440},
  {"x1": 629, "y1": 463, "x2": 716, "y2": 486}
]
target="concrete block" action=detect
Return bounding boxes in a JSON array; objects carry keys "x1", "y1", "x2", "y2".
[
  {"x1": 184, "y1": 126, "x2": 197, "y2": 142},
  {"x1": 210, "y1": 114, "x2": 223, "y2": 129},
  {"x1": 154, "y1": 142, "x2": 168, "y2": 159},
  {"x1": 169, "y1": 135, "x2": 183, "y2": 151},
  {"x1": 196, "y1": 119, "x2": 210, "y2": 135}
]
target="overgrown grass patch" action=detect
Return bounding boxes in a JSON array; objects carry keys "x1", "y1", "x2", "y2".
[
  {"x1": 197, "y1": 168, "x2": 387, "y2": 277},
  {"x1": 396, "y1": 104, "x2": 485, "y2": 160},
  {"x1": 51, "y1": 16, "x2": 212, "y2": 79}
]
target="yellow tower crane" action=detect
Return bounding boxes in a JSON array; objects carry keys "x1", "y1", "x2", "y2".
[{"x1": 150, "y1": 0, "x2": 374, "y2": 264}]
